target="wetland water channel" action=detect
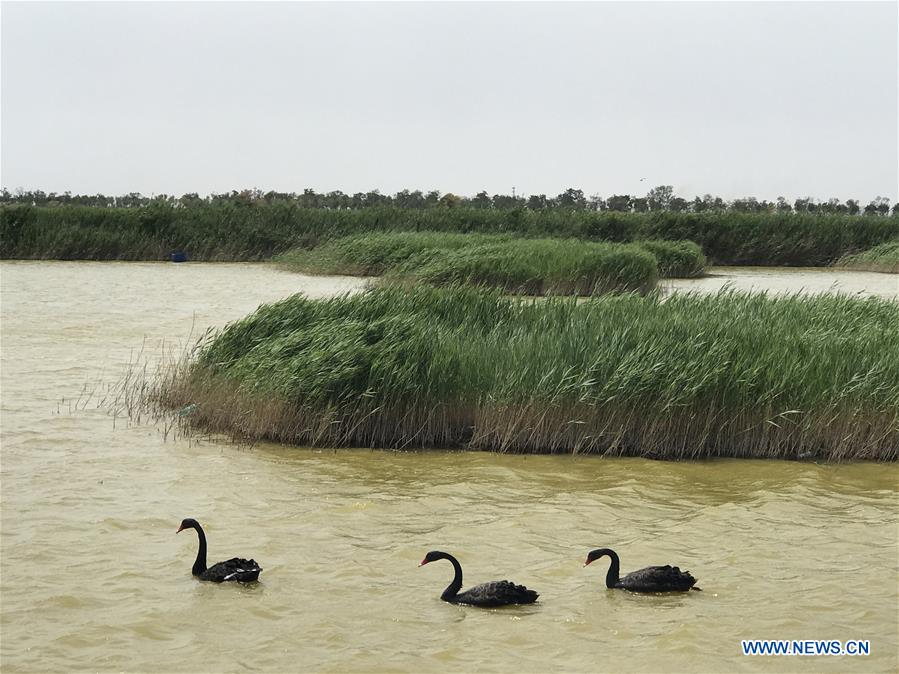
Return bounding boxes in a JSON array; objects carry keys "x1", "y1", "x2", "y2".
[{"x1": 1, "y1": 261, "x2": 897, "y2": 673}]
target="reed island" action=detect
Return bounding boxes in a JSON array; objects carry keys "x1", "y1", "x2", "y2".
[{"x1": 155, "y1": 284, "x2": 898, "y2": 461}]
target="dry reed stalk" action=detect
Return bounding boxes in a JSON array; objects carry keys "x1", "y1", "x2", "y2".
[{"x1": 148, "y1": 370, "x2": 897, "y2": 461}]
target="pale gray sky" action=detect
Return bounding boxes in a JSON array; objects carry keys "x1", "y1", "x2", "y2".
[{"x1": 2, "y1": 1, "x2": 896, "y2": 202}]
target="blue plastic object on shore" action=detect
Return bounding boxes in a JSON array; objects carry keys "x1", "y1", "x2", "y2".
[{"x1": 170, "y1": 251, "x2": 188, "y2": 263}]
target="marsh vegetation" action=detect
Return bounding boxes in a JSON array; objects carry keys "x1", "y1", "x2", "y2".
[
  {"x1": 835, "y1": 240, "x2": 899, "y2": 273},
  {"x1": 276, "y1": 232, "x2": 706, "y2": 294},
  {"x1": 152, "y1": 285, "x2": 899, "y2": 461},
  {"x1": 2, "y1": 199, "x2": 896, "y2": 267}
]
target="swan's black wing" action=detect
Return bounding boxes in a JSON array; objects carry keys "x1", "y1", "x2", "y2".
[
  {"x1": 617, "y1": 565, "x2": 696, "y2": 592},
  {"x1": 452, "y1": 580, "x2": 539, "y2": 607},
  {"x1": 199, "y1": 557, "x2": 262, "y2": 583}
]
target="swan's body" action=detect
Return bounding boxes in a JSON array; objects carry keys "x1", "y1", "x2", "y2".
[
  {"x1": 177, "y1": 518, "x2": 261, "y2": 583},
  {"x1": 419, "y1": 551, "x2": 538, "y2": 607},
  {"x1": 585, "y1": 548, "x2": 699, "y2": 593}
]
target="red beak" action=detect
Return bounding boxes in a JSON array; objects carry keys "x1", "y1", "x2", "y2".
[
  {"x1": 583, "y1": 558, "x2": 592, "y2": 566},
  {"x1": 176, "y1": 525, "x2": 184, "y2": 533},
  {"x1": 419, "y1": 559, "x2": 428, "y2": 567}
]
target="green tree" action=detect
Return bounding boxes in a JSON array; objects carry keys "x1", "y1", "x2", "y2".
[
  {"x1": 556, "y1": 188, "x2": 586, "y2": 209},
  {"x1": 646, "y1": 185, "x2": 673, "y2": 211},
  {"x1": 864, "y1": 197, "x2": 890, "y2": 216},
  {"x1": 493, "y1": 193, "x2": 522, "y2": 209},
  {"x1": 527, "y1": 194, "x2": 549, "y2": 210},
  {"x1": 606, "y1": 194, "x2": 632, "y2": 212},
  {"x1": 470, "y1": 191, "x2": 492, "y2": 209}
]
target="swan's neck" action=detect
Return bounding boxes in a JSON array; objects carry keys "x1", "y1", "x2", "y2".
[
  {"x1": 440, "y1": 554, "x2": 463, "y2": 600},
  {"x1": 603, "y1": 550, "x2": 620, "y2": 588},
  {"x1": 191, "y1": 524, "x2": 207, "y2": 576}
]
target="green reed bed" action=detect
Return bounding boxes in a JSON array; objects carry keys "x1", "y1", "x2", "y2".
[
  {"x1": 406, "y1": 238, "x2": 658, "y2": 294},
  {"x1": 835, "y1": 241, "x2": 899, "y2": 273},
  {"x1": 4, "y1": 204, "x2": 897, "y2": 266},
  {"x1": 277, "y1": 231, "x2": 686, "y2": 293},
  {"x1": 635, "y1": 239, "x2": 706, "y2": 278},
  {"x1": 276, "y1": 231, "x2": 511, "y2": 276},
  {"x1": 157, "y1": 285, "x2": 899, "y2": 461}
]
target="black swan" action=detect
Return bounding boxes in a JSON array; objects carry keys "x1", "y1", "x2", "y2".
[
  {"x1": 419, "y1": 550, "x2": 538, "y2": 607},
  {"x1": 584, "y1": 548, "x2": 700, "y2": 592},
  {"x1": 176, "y1": 518, "x2": 262, "y2": 583}
]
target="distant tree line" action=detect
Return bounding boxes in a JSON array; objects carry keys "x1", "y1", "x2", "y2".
[{"x1": 1, "y1": 185, "x2": 896, "y2": 216}]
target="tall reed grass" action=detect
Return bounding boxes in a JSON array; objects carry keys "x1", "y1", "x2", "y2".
[
  {"x1": 152, "y1": 285, "x2": 899, "y2": 461},
  {"x1": 276, "y1": 232, "x2": 511, "y2": 276},
  {"x1": 3, "y1": 204, "x2": 897, "y2": 266},
  {"x1": 835, "y1": 241, "x2": 899, "y2": 273},
  {"x1": 408, "y1": 239, "x2": 658, "y2": 294},
  {"x1": 636, "y1": 240, "x2": 706, "y2": 277},
  {"x1": 279, "y1": 232, "x2": 664, "y2": 294}
]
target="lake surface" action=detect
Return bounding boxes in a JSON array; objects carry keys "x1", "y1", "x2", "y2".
[
  {"x1": 662, "y1": 266, "x2": 898, "y2": 298},
  {"x1": 1, "y1": 261, "x2": 897, "y2": 673}
]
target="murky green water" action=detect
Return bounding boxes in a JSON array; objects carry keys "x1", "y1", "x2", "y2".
[{"x1": 1, "y1": 261, "x2": 897, "y2": 673}]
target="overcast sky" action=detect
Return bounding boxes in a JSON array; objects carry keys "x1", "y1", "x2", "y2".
[{"x1": 2, "y1": 1, "x2": 896, "y2": 202}]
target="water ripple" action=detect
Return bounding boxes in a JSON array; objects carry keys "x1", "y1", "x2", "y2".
[{"x1": 2, "y1": 262, "x2": 897, "y2": 673}]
